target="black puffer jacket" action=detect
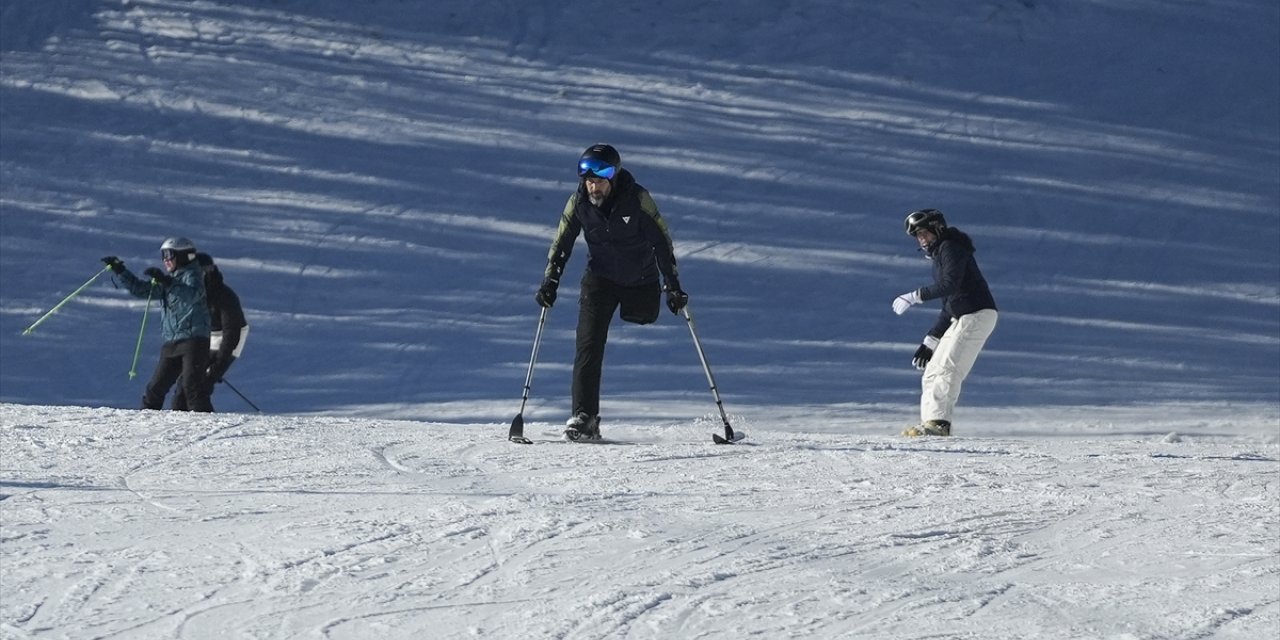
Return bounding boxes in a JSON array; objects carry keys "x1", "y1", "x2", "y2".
[
  {"x1": 195, "y1": 255, "x2": 247, "y2": 360},
  {"x1": 544, "y1": 169, "x2": 678, "y2": 287},
  {"x1": 918, "y1": 227, "x2": 997, "y2": 338}
]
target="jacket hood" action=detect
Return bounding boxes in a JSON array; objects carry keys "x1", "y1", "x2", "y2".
[
  {"x1": 929, "y1": 226, "x2": 975, "y2": 256},
  {"x1": 205, "y1": 265, "x2": 225, "y2": 288}
]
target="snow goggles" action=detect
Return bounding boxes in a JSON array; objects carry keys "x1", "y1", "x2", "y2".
[{"x1": 578, "y1": 157, "x2": 618, "y2": 180}]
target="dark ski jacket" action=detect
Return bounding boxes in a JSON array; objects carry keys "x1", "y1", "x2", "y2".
[
  {"x1": 918, "y1": 227, "x2": 997, "y2": 338},
  {"x1": 544, "y1": 169, "x2": 679, "y2": 287},
  {"x1": 117, "y1": 261, "x2": 211, "y2": 343},
  {"x1": 201, "y1": 261, "x2": 247, "y2": 361}
]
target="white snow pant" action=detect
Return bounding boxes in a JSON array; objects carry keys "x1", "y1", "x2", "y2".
[{"x1": 921, "y1": 309, "x2": 998, "y2": 423}]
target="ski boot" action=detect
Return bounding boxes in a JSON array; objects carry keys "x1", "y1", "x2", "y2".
[
  {"x1": 903, "y1": 420, "x2": 951, "y2": 437},
  {"x1": 565, "y1": 412, "x2": 602, "y2": 441}
]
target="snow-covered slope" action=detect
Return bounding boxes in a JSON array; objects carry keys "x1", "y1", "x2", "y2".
[
  {"x1": 0, "y1": 2, "x2": 1278, "y2": 637},
  {"x1": 2, "y1": 403, "x2": 1276, "y2": 639},
  {"x1": 2, "y1": 0, "x2": 1277, "y2": 421}
]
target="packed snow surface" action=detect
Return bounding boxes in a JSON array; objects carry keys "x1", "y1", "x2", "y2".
[
  {"x1": 1, "y1": 0, "x2": 1278, "y2": 638},
  {"x1": 2, "y1": 404, "x2": 1277, "y2": 639}
]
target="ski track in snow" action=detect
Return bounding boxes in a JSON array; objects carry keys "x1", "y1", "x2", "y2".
[{"x1": 1, "y1": 404, "x2": 1276, "y2": 639}]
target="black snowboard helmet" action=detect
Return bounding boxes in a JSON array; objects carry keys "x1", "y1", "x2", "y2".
[
  {"x1": 578, "y1": 144, "x2": 621, "y2": 181},
  {"x1": 904, "y1": 209, "x2": 947, "y2": 237},
  {"x1": 160, "y1": 237, "x2": 198, "y2": 266}
]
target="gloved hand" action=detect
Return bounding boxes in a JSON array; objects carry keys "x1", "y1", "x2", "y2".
[
  {"x1": 912, "y1": 335, "x2": 940, "y2": 370},
  {"x1": 207, "y1": 353, "x2": 231, "y2": 383},
  {"x1": 535, "y1": 276, "x2": 559, "y2": 308},
  {"x1": 664, "y1": 277, "x2": 688, "y2": 314},
  {"x1": 143, "y1": 267, "x2": 172, "y2": 286},
  {"x1": 101, "y1": 256, "x2": 126, "y2": 274},
  {"x1": 892, "y1": 290, "x2": 922, "y2": 315}
]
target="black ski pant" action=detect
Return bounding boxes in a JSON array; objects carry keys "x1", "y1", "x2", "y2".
[
  {"x1": 142, "y1": 338, "x2": 212, "y2": 412},
  {"x1": 572, "y1": 271, "x2": 660, "y2": 417},
  {"x1": 172, "y1": 355, "x2": 236, "y2": 411}
]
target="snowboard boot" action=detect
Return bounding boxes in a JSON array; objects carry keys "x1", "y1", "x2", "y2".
[
  {"x1": 903, "y1": 419, "x2": 951, "y2": 437},
  {"x1": 565, "y1": 412, "x2": 602, "y2": 441}
]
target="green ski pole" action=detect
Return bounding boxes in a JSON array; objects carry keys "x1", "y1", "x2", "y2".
[
  {"x1": 128, "y1": 281, "x2": 158, "y2": 380},
  {"x1": 22, "y1": 265, "x2": 112, "y2": 335}
]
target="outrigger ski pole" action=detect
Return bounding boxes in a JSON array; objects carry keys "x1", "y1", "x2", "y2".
[
  {"x1": 681, "y1": 305, "x2": 742, "y2": 444},
  {"x1": 508, "y1": 307, "x2": 548, "y2": 444}
]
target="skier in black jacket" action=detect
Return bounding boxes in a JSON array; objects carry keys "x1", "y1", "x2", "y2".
[
  {"x1": 173, "y1": 252, "x2": 247, "y2": 411},
  {"x1": 892, "y1": 209, "x2": 998, "y2": 437},
  {"x1": 534, "y1": 144, "x2": 687, "y2": 440}
]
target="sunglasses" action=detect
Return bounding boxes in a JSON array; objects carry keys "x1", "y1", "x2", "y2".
[{"x1": 578, "y1": 157, "x2": 617, "y2": 180}]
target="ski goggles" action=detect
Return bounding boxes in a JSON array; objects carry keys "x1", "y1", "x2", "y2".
[
  {"x1": 578, "y1": 157, "x2": 618, "y2": 180},
  {"x1": 161, "y1": 249, "x2": 182, "y2": 261}
]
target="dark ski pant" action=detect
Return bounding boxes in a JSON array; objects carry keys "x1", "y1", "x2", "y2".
[
  {"x1": 572, "y1": 271, "x2": 660, "y2": 417},
  {"x1": 143, "y1": 338, "x2": 212, "y2": 412},
  {"x1": 172, "y1": 355, "x2": 236, "y2": 411}
]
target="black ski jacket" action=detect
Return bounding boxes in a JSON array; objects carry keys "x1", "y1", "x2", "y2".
[
  {"x1": 544, "y1": 169, "x2": 679, "y2": 287},
  {"x1": 203, "y1": 263, "x2": 247, "y2": 361},
  {"x1": 918, "y1": 227, "x2": 997, "y2": 338}
]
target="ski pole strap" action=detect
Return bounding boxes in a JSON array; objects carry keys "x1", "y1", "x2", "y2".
[
  {"x1": 128, "y1": 282, "x2": 156, "y2": 379},
  {"x1": 21, "y1": 265, "x2": 112, "y2": 335}
]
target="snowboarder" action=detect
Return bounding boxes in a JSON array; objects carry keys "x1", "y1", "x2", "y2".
[
  {"x1": 892, "y1": 209, "x2": 998, "y2": 436},
  {"x1": 534, "y1": 144, "x2": 688, "y2": 440},
  {"x1": 172, "y1": 252, "x2": 247, "y2": 411},
  {"x1": 102, "y1": 237, "x2": 213, "y2": 412}
]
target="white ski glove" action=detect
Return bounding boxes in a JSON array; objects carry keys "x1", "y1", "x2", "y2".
[{"x1": 892, "y1": 290, "x2": 922, "y2": 315}]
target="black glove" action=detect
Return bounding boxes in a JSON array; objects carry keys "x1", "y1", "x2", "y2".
[
  {"x1": 912, "y1": 344, "x2": 933, "y2": 370},
  {"x1": 207, "y1": 353, "x2": 233, "y2": 383},
  {"x1": 143, "y1": 267, "x2": 172, "y2": 286},
  {"x1": 101, "y1": 256, "x2": 126, "y2": 274},
  {"x1": 535, "y1": 276, "x2": 559, "y2": 308},
  {"x1": 912, "y1": 335, "x2": 940, "y2": 370},
  {"x1": 664, "y1": 277, "x2": 688, "y2": 314}
]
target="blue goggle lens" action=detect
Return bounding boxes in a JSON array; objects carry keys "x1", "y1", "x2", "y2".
[{"x1": 578, "y1": 158, "x2": 617, "y2": 180}]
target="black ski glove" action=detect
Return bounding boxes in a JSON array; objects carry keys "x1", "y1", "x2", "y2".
[
  {"x1": 912, "y1": 335, "x2": 940, "y2": 370},
  {"x1": 535, "y1": 276, "x2": 559, "y2": 308},
  {"x1": 664, "y1": 277, "x2": 688, "y2": 314},
  {"x1": 143, "y1": 267, "x2": 172, "y2": 286},
  {"x1": 101, "y1": 256, "x2": 126, "y2": 274},
  {"x1": 207, "y1": 353, "x2": 234, "y2": 383}
]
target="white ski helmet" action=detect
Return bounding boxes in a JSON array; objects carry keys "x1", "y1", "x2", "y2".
[{"x1": 160, "y1": 237, "x2": 197, "y2": 265}]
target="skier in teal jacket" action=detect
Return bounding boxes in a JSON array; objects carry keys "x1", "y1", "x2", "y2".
[{"x1": 102, "y1": 237, "x2": 213, "y2": 411}]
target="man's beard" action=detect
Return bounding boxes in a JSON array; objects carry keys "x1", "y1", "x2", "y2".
[{"x1": 589, "y1": 194, "x2": 606, "y2": 207}]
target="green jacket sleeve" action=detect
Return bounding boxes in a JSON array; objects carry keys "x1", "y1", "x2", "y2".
[
  {"x1": 545, "y1": 193, "x2": 583, "y2": 279},
  {"x1": 637, "y1": 189, "x2": 679, "y2": 283}
]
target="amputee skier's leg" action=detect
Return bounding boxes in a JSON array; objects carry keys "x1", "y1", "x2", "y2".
[{"x1": 572, "y1": 272, "x2": 620, "y2": 417}]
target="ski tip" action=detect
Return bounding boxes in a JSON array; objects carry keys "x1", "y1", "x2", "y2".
[{"x1": 509, "y1": 435, "x2": 533, "y2": 445}]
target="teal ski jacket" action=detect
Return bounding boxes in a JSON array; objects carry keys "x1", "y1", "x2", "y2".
[{"x1": 118, "y1": 262, "x2": 211, "y2": 343}]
